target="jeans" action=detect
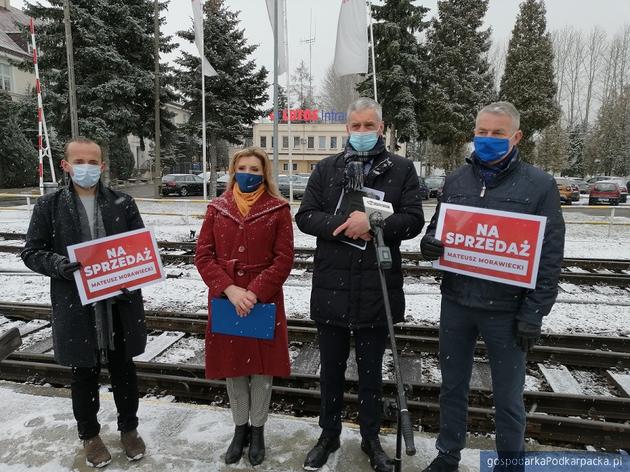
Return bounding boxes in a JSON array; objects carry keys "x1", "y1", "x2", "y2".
[
  {"x1": 71, "y1": 312, "x2": 139, "y2": 440},
  {"x1": 436, "y1": 297, "x2": 526, "y2": 468},
  {"x1": 316, "y1": 323, "x2": 388, "y2": 440}
]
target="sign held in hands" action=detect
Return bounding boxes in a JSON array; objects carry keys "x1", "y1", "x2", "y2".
[
  {"x1": 433, "y1": 204, "x2": 547, "y2": 289},
  {"x1": 67, "y1": 228, "x2": 165, "y2": 305}
]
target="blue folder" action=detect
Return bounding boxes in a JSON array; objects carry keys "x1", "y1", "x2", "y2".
[{"x1": 210, "y1": 298, "x2": 276, "y2": 340}]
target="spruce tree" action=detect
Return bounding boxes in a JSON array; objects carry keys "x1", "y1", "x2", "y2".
[
  {"x1": 357, "y1": 0, "x2": 430, "y2": 150},
  {"x1": 22, "y1": 0, "x2": 177, "y2": 151},
  {"x1": 566, "y1": 122, "x2": 587, "y2": 177},
  {"x1": 0, "y1": 91, "x2": 39, "y2": 188},
  {"x1": 109, "y1": 135, "x2": 135, "y2": 180},
  {"x1": 425, "y1": 0, "x2": 495, "y2": 171},
  {"x1": 175, "y1": 0, "x2": 268, "y2": 197},
  {"x1": 499, "y1": 0, "x2": 559, "y2": 163},
  {"x1": 537, "y1": 121, "x2": 568, "y2": 173}
]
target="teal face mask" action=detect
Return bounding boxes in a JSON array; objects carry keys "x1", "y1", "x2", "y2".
[
  {"x1": 349, "y1": 131, "x2": 379, "y2": 152},
  {"x1": 71, "y1": 164, "x2": 101, "y2": 188}
]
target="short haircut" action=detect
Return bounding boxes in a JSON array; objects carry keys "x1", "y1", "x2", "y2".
[
  {"x1": 476, "y1": 101, "x2": 520, "y2": 131},
  {"x1": 347, "y1": 97, "x2": 383, "y2": 122},
  {"x1": 64, "y1": 137, "x2": 102, "y2": 159}
]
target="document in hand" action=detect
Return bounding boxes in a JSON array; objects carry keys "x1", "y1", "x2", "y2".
[{"x1": 210, "y1": 298, "x2": 277, "y2": 340}]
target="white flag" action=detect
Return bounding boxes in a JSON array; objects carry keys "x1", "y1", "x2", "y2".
[
  {"x1": 191, "y1": 0, "x2": 218, "y2": 77},
  {"x1": 333, "y1": 0, "x2": 369, "y2": 76},
  {"x1": 265, "y1": 0, "x2": 288, "y2": 75}
]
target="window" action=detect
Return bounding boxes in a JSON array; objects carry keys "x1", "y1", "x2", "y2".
[
  {"x1": 318, "y1": 136, "x2": 326, "y2": 149},
  {"x1": 341, "y1": 136, "x2": 348, "y2": 148},
  {"x1": 330, "y1": 137, "x2": 338, "y2": 149},
  {"x1": 307, "y1": 136, "x2": 314, "y2": 149},
  {"x1": 282, "y1": 136, "x2": 289, "y2": 149},
  {"x1": 293, "y1": 136, "x2": 300, "y2": 149},
  {"x1": 260, "y1": 136, "x2": 267, "y2": 148},
  {"x1": 0, "y1": 63, "x2": 13, "y2": 92},
  {"x1": 271, "y1": 136, "x2": 275, "y2": 149},
  {"x1": 310, "y1": 163, "x2": 318, "y2": 171},
  {"x1": 283, "y1": 163, "x2": 298, "y2": 171}
]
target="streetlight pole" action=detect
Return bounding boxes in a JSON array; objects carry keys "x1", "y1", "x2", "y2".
[
  {"x1": 153, "y1": 0, "x2": 161, "y2": 197},
  {"x1": 63, "y1": 0, "x2": 79, "y2": 137}
]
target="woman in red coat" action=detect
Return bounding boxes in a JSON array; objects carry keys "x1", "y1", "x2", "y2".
[{"x1": 195, "y1": 147, "x2": 294, "y2": 466}]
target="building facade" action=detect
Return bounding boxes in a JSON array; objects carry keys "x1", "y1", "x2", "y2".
[
  {"x1": 0, "y1": 0, "x2": 35, "y2": 100},
  {"x1": 253, "y1": 118, "x2": 406, "y2": 174}
]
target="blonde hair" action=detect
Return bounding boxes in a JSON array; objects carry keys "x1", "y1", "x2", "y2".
[{"x1": 228, "y1": 147, "x2": 282, "y2": 199}]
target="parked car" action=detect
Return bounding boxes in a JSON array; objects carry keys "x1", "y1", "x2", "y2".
[
  {"x1": 161, "y1": 174, "x2": 205, "y2": 197},
  {"x1": 425, "y1": 175, "x2": 446, "y2": 198},
  {"x1": 277, "y1": 174, "x2": 308, "y2": 199},
  {"x1": 418, "y1": 177, "x2": 429, "y2": 200},
  {"x1": 215, "y1": 174, "x2": 230, "y2": 196},
  {"x1": 569, "y1": 178, "x2": 589, "y2": 194},
  {"x1": 554, "y1": 177, "x2": 578, "y2": 205},
  {"x1": 589, "y1": 181, "x2": 621, "y2": 206},
  {"x1": 586, "y1": 176, "x2": 628, "y2": 202}
]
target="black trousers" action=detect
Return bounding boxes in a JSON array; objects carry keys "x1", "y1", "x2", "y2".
[
  {"x1": 316, "y1": 323, "x2": 388, "y2": 440},
  {"x1": 71, "y1": 312, "x2": 139, "y2": 440}
]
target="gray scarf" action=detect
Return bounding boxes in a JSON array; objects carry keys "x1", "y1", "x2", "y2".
[
  {"x1": 74, "y1": 191, "x2": 115, "y2": 364},
  {"x1": 343, "y1": 136, "x2": 387, "y2": 192}
]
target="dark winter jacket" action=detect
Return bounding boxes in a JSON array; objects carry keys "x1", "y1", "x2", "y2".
[
  {"x1": 20, "y1": 183, "x2": 147, "y2": 367},
  {"x1": 295, "y1": 150, "x2": 425, "y2": 328},
  {"x1": 425, "y1": 149, "x2": 565, "y2": 326}
]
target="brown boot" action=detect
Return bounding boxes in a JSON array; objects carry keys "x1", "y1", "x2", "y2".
[
  {"x1": 121, "y1": 429, "x2": 146, "y2": 461},
  {"x1": 83, "y1": 435, "x2": 112, "y2": 468}
]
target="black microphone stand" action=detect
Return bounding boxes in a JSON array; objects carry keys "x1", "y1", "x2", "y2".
[{"x1": 369, "y1": 212, "x2": 416, "y2": 472}]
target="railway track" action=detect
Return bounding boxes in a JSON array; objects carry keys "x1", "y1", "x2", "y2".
[
  {"x1": 0, "y1": 233, "x2": 629, "y2": 287},
  {"x1": 1, "y1": 302, "x2": 630, "y2": 449}
]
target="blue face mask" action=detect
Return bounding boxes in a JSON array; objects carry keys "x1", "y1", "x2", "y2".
[
  {"x1": 71, "y1": 164, "x2": 101, "y2": 188},
  {"x1": 234, "y1": 172, "x2": 264, "y2": 193},
  {"x1": 473, "y1": 136, "x2": 513, "y2": 163},
  {"x1": 349, "y1": 131, "x2": 379, "y2": 152}
]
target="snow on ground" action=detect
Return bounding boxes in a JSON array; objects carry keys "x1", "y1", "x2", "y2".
[
  {"x1": 0, "y1": 381, "x2": 486, "y2": 472},
  {"x1": 1, "y1": 200, "x2": 629, "y2": 337}
]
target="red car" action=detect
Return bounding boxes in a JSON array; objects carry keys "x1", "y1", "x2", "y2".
[{"x1": 589, "y1": 182, "x2": 621, "y2": 206}]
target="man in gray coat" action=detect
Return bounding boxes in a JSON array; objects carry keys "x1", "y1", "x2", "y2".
[
  {"x1": 21, "y1": 137, "x2": 147, "y2": 468},
  {"x1": 420, "y1": 102, "x2": 565, "y2": 472}
]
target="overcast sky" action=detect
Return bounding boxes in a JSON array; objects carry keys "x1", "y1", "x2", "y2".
[{"x1": 13, "y1": 0, "x2": 630, "y2": 98}]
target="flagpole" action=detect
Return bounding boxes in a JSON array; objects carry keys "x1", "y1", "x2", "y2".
[
  {"x1": 201, "y1": 5, "x2": 208, "y2": 201},
  {"x1": 368, "y1": 0, "x2": 378, "y2": 102},
  {"x1": 284, "y1": 3, "x2": 293, "y2": 203},
  {"x1": 272, "y1": 0, "x2": 280, "y2": 182}
]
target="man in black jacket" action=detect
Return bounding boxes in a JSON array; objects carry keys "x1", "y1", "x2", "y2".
[
  {"x1": 296, "y1": 98, "x2": 425, "y2": 471},
  {"x1": 420, "y1": 102, "x2": 565, "y2": 472},
  {"x1": 21, "y1": 137, "x2": 147, "y2": 468}
]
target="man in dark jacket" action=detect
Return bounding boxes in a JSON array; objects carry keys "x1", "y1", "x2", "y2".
[
  {"x1": 296, "y1": 98, "x2": 425, "y2": 472},
  {"x1": 420, "y1": 102, "x2": 565, "y2": 472},
  {"x1": 21, "y1": 137, "x2": 148, "y2": 468}
]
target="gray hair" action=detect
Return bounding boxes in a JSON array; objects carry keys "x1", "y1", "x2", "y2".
[
  {"x1": 347, "y1": 97, "x2": 383, "y2": 122},
  {"x1": 476, "y1": 101, "x2": 520, "y2": 131}
]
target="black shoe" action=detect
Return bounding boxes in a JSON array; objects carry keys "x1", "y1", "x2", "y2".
[
  {"x1": 303, "y1": 434, "x2": 341, "y2": 470},
  {"x1": 249, "y1": 425, "x2": 265, "y2": 466},
  {"x1": 361, "y1": 438, "x2": 394, "y2": 472},
  {"x1": 421, "y1": 456, "x2": 459, "y2": 472},
  {"x1": 225, "y1": 423, "x2": 250, "y2": 464}
]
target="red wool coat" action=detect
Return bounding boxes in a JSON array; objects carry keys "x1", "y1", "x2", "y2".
[{"x1": 195, "y1": 190, "x2": 294, "y2": 379}]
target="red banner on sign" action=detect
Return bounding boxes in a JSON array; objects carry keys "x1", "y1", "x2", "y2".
[
  {"x1": 67, "y1": 228, "x2": 165, "y2": 305},
  {"x1": 433, "y1": 204, "x2": 547, "y2": 289}
]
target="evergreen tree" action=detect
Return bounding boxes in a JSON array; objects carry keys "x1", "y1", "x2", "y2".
[
  {"x1": 357, "y1": 0, "x2": 430, "y2": 150},
  {"x1": 22, "y1": 0, "x2": 177, "y2": 151},
  {"x1": 499, "y1": 0, "x2": 559, "y2": 163},
  {"x1": 536, "y1": 121, "x2": 568, "y2": 173},
  {"x1": 290, "y1": 60, "x2": 315, "y2": 109},
  {"x1": 0, "y1": 91, "x2": 39, "y2": 187},
  {"x1": 425, "y1": 0, "x2": 495, "y2": 172},
  {"x1": 109, "y1": 135, "x2": 135, "y2": 180},
  {"x1": 566, "y1": 122, "x2": 587, "y2": 176},
  {"x1": 176, "y1": 0, "x2": 268, "y2": 197}
]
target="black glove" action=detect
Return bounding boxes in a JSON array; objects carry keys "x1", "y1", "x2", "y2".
[
  {"x1": 420, "y1": 235, "x2": 444, "y2": 261},
  {"x1": 114, "y1": 287, "x2": 133, "y2": 303},
  {"x1": 515, "y1": 320, "x2": 541, "y2": 352},
  {"x1": 58, "y1": 260, "x2": 82, "y2": 280}
]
